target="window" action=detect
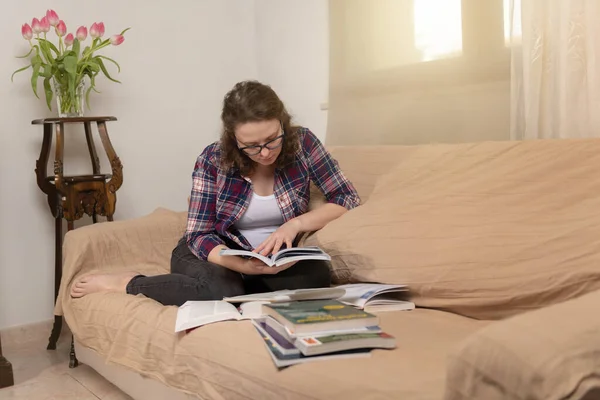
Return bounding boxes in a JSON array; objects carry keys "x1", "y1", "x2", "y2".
[
  {"x1": 340, "y1": 0, "x2": 521, "y2": 75},
  {"x1": 504, "y1": 0, "x2": 522, "y2": 45},
  {"x1": 414, "y1": 0, "x2": 463, "y2": 62}
]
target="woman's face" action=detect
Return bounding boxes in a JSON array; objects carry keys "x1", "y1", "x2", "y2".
[{"x1": 234, "y1": 119, "x2": 283, "y2": 167}]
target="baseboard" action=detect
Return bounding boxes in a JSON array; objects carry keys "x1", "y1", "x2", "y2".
[{"x1": 0, "y1": 319, "x2": 65, "y2": 348}]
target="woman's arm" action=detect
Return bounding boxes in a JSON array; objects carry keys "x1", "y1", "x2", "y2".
[
  {"x1": 254, "y1": 129, "x2": 360, "y2": 256},
  {"x1": 255, "y1": 203, "x2": 347, "y2": 256},
  {"x1": 291, "y1": 203, "x2": 348, "y2": 232}
]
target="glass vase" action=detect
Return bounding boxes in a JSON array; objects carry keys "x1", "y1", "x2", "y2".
[{"x1": 52, "y1": 78, "x2": 86, "y2": 118}]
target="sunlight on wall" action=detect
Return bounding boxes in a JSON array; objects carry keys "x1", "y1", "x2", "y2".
[{"x1": 414, "y1": 0, "x2": 462, "y2": 62}]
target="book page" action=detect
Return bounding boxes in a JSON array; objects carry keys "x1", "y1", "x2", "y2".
[
  {"x1": 223, "y1": 287, "x2": 345, "y2": 303},
  {"x1": 219, "y1": 248, "x2": 274, "y2": 266},
  {"x1": 335, "y1": 283, "x2": 408, "y2": 308},
  {"x1": 175, "y1": 301, "x2": 242, "y2": 332},
  {"x1": 273, "y1": 246, "x2": 324, "y2": 260},
  {"x1": 239, "y1": 301, "x2": 268, "y2": 319}
]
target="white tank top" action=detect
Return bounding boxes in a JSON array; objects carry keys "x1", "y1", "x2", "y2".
[{"x1": 234, "y1": 192, "x2": 284, "y2": 249}]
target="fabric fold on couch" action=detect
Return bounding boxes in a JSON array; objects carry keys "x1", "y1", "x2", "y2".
[{"x1": 445, "y1": 288, "x2": 600, "y2": 400}]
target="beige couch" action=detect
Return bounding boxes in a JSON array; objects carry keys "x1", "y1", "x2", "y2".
[{"x1": 55, "y1": 138, "x2": 600, "y2": 400}]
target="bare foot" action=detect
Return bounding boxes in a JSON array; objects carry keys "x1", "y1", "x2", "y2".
[{"x1": 70, "y1": 271, "x2": 140, "y2": 298}]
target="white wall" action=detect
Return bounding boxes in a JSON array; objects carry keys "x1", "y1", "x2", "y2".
[
  {"x1": 0, "y1": 0, "x2": 259, "y2": 329},
  {"x1": 255, "y1": 0, "x2": 329, "y2": 141},
  {"x1": 0, "y1": 1, "x2": 330, "y2": 330}
]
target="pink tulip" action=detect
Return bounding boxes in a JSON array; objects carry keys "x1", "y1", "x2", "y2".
[
  {"x1": 46, "y1": 10, "x2": 59, "y2": 27},
  {"x1": 64, "y1": 33, "x2": 74, "y2": 46},
  {"x1": 109, "y1": 34, "x2": 125, "y2": 46},
  {"x1": 31, "y1": 18, "x2": 42, "y2": 34},
  {"x1": 56, "y1": 20, "x2": 67, "y2": 37},
  {"x1": 40, "y1": 17, "x2": 50, "y2": 33},
  {"x1": 76, "y1": 26, "x2": 88, "y2": 41},
  {"x1": 90, "y1": 22, "x2": 105, "y2": 38},
  {"x1": 21, "y1": 23, "x2": 33, "y2": 40}
]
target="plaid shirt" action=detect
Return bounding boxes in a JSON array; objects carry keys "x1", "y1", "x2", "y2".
[{"x1": 185, "y1": 127, "x2": 361, "y2": 260}]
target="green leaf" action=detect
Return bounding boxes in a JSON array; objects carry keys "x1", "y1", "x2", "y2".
[
  {"x1": 11, "y1": 65, "x2": 31, "y2": 82},
  {"x1": 97, "y1": 55, "x2": 121, "y2": 72},
  {"x1": 120, "y1": 27, "x2": 131, "y2": 36},
  {"x1": 43, "y1": 76, "x2": 53, "y2": 111},
  {"x1": 95, "y1": 57, "x2": 121, "y2": 83},
  {"x1": 78, "y1": 61, "x2": 100, "y2": 74},
  {"x1": 85, "y1": 72, "x2": 100, "y2": 109},
  {"x1": 73, "y1": 39, "x2": 81, "y2": 59},
  {"x1": 36, "y1": 39, "x2": 54, "y2": 64},
  {"x1": 31, "y1": 62, "x2": 42, "y2": 98},
  {"x1": 63, "y1": 55, "x2": 77, "y2": 75},
  {"x1": 16, "y1": 47, "x2": 35, "y2": 59},
  {"x1": 39, "y1": 64, "x2": 52, "y2": 79},
  {"x1": 39, "y1": 39, "x2": 60, "y2": 56}
]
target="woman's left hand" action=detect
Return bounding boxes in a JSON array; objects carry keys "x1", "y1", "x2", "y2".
[{"x1": 254, "y1": 219, "x2": 302, "y2": 256}]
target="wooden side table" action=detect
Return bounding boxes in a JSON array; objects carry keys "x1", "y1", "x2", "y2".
[
  {"x1": 0, "y1": 334, "x2": 14, "y2": 388},
  {"x1": 32, "y1": 117, "x2": 124, "y2": 362}
]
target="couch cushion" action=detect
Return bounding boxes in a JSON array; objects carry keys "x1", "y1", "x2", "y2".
[
  {"x1": 444, "y1": 289, "x2": 600, "y2": 400},
  {"x1": 65, "y1": 291, "x2": 486, "y2": 400},
  {"x1": 306, "y1": 138, "x2": 600, "y2": 320}
]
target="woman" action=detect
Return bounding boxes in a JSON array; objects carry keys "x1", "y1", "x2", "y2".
[{"x1": 71, "y1": 80, "x2": 360, "y2": 306}]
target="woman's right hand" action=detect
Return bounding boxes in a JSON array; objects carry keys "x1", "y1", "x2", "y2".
[{"x1": 208, "y1": 245, "x2": 295, "y2": 275}]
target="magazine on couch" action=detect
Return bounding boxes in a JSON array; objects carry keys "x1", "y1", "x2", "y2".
[
  {"x1": 219, "y1": 246, "x2": 331, "y2": 267},
  {"x1": 225, "y1": 283, "x2": 415, "y2": 312}
]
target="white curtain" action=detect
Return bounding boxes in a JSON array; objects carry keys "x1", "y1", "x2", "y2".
[{"x1": 509, "y1": 0, "x2": 600, "y2": 139}]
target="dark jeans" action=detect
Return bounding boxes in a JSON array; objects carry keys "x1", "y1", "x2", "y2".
[{"x1": 126, "y1": 237, "x2": 332, "y2": 306}]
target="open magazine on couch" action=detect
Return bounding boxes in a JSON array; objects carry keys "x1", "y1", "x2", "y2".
[{"x1": 175, "y1": 283, "x2": 414, "y2": 332}]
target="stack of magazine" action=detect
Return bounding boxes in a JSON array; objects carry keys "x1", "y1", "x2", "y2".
[
  {"x1": 252, "y1": 300, "x2": 396, "y2": 368},
  {"x1": 175, "y1": 282, "x2": 414, "y2": 368}
]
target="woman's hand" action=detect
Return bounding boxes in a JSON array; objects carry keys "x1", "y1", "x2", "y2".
[{"x1": 254, "y1": 219, "x2": 302, "y2": 256}]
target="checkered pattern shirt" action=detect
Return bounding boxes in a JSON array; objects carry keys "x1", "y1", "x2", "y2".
[{"x1": 185, "y1": 127, "x2": 361, "y2": 260}]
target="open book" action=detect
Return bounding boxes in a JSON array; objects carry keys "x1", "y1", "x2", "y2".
[
  {"x1": 225, "y1": 283, "x2": 415, "y2": 312},
  {"x1": 219, "y1": 246, "x2": 331, "y2": 267},
  {"x1": 335, "y1": 283, "x2": 415, "y2": 312},
  {"x1": 174, "y1": 300, "x2": 265, "y2": 333}
]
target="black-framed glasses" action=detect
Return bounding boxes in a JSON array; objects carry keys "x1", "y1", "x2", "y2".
[{"x1": 237, "y1": 128, "x2": 285, "y2": 156}]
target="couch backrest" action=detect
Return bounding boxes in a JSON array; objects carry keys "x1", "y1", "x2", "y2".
[
  {"x1": 307, "y1": 138, "x2": 600, "y2": 320},
  {"x1": 328, "y1": 145, "x2": 418, "y2": 203},
  {"x1": 308, "y1": 145, "x2": 418, "y2": 210}
]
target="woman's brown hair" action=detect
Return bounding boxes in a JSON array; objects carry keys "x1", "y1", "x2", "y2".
[{"x1": 220, "y1": 80, "x2": 299, "y2": 176}]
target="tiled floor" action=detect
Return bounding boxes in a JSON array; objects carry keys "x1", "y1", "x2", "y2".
[{"x1": 1, "y1": 327, "x2": 131, "y2": 399}]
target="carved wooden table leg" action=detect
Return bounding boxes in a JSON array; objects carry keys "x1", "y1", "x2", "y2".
[
  {"x1": 69, "y1": 336, "x2": 79, "y2": 369},
  {"x1": 97, "y1": 121, "x2": 123, "y2": 221},
  {"x1": 0, "y1": 334, "x2": 14, "y2": 388},
  {"x1": 47, "y1": 122, "x2": 68, "y2": 350},
  {"x1": 46, "y1": 215, "x2": 63, "y2": 350},
  {"x1": 84, "y1": 121, "x2": 101, "y2": 224},
  {"x1": 34, "y1": 123, "x2": 64, "y2": 351}
]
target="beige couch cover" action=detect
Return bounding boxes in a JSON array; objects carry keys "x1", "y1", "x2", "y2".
[{"x1": 56, "y1": 138, "x2": 600, "y2": 399}]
